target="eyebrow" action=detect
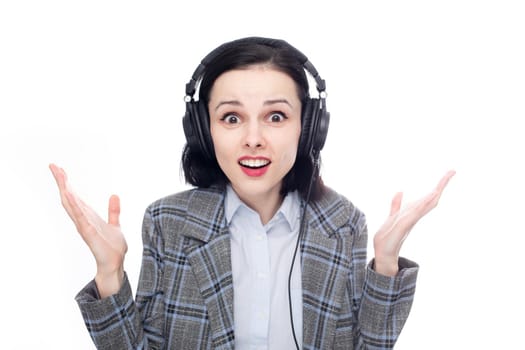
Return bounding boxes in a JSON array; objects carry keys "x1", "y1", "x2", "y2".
[{"x1": 213, "y1": 99, "x2": 293, "y2": 112}]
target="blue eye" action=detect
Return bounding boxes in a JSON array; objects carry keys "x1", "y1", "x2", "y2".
[{"x1": 268, "y1": 112, "x2": 286, "y2": 122}]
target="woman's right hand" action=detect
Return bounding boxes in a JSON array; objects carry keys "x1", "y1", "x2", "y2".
[{"x1": 49, "y1": 163, "x2": 128, "y2": 297}]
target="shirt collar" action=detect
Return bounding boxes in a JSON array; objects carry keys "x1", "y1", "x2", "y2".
[
  {"x1": 225, "y1": 185, "x2": 301, "y2": 231},
  {"x1": 225, "y1": 185, "x2": 244, "y2": 224}
]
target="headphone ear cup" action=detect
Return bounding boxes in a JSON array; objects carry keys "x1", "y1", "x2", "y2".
[
  {"x1": 183, "y1": 101, "x2": 214, "y2": 159},
  {"x1": 313, "y1": 107, "x2": 329, "y2": 154},
  {"x1": 183, "y1": 101, "x2": 200, "y2": 151},
  {"x1": 196, "y1": 100, "x2": 214, "y2": 158},
  {"x1": 298, "y1": 99, "x2": 311, "y2": 157},
  {"x1": 298, "y1": 98, "x2": 330, "y2": 158}
]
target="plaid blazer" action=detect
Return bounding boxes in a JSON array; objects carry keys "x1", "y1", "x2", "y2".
[{"x1": 77, "y1": 186, "x2": 418, "y2": 349}]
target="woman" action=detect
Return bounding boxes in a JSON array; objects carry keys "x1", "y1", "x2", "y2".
[{"x1": 50, "y1": 37, "x2": 454, "y2": 349}]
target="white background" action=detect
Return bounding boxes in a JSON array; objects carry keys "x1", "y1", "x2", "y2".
[{"x1": 1, "y1": 1, "x2": 523, "y2": 348}]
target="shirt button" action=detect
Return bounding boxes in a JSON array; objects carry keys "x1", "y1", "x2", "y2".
[{"x1": 255, "y1": 234, "x2": 264, "y2": 241}]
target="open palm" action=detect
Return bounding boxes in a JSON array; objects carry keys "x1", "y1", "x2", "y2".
[
  {"x1": 50, "y1": 164, "x2": 127, "y2": 296},
  {"x1": 373, "y1": 170, "x2": 455, "y2": 276}
]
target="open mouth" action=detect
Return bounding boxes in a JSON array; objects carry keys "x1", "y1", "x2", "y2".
[{"x1": 238, "y1": 159, "x2": 271, "y2": 169}]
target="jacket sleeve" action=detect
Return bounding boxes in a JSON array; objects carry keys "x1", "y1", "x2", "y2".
[
  {"x1": 75, "y1": 206, "x2": 166, "y2": 349},
  {"x1": 351, "y1": 214, "x2": 419, "y2": 349}
]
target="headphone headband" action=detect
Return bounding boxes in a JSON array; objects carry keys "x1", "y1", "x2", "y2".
[{"x1": 185, "y1": 37, "x2": 326, "y2": 99}]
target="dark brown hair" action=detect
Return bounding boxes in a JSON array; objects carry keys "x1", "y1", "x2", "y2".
[{"x1": 181, "y1": 39, "x2": 325, "y2": 201}]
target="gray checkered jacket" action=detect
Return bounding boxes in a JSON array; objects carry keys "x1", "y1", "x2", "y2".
[{"x1": 76, "y1": 186, "x2": 418, "y2": 349}]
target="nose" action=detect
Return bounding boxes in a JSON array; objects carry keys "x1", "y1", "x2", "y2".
[{"x1": 243, "y1": 120, "x2": 265, "y2": 148}]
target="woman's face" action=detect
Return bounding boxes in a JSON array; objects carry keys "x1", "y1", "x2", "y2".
[{"x1": 209, "y1": 65, "x2": 302, "y2": 204}]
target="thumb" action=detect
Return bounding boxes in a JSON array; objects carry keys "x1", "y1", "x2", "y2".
[{"x1": 108, "y1": 195, "x2": 120, "y2": 226}]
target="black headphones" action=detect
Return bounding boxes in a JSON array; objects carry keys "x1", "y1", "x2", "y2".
[{"x1": 182, "y1": 37, "x2": 330, "y2": 162}]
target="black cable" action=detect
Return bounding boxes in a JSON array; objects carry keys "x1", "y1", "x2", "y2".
[{"x1": 288, "y1": 154, "x2": 319, "y2": 350}]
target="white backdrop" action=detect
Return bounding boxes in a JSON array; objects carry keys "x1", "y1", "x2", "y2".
[{"x1": 1, "y1": 1, "x2": 523, "y2": 348}]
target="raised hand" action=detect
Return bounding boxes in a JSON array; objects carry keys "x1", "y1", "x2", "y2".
[
  {"x1": 49, "y1": 164, "x2": 127, "y2": 297},
  {"x1": 373, "y1": 170, "x2": 456, "y2": 276}
]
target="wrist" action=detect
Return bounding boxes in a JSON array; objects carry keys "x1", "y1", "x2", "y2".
[
  {"x1": 95, "y1": 266, "x2": 124, "y2": 298},
  {"x1": 373, "y1": 258, "x2": 399, "y2": 277}
]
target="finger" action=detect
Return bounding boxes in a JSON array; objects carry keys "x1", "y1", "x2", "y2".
[
  {"x1": 49, "y1": 163, "x2": 66, "y2": 190},
  {"x1": 435, "y1": 170, "x2": 456, "y2": 194},
  {"x1": 108, "y1": 195, "x2": 120, "y2": 226},
  {"x1": 423, "y1": 170, "x2": 456, "y2": 212},
  {"x1": 49, "y1": 164, "x2": 75, "y2": 201},
  {"x1": 49, "y1": 164, "x2": 78, "y2": 217},
  {"x1": 398, "y1": 179, "x2": 449, "y2": 231},
  {"x1": 389, "y1": 192, "x2": 403, "y2": 216},
  {"x1": 75, "y1": 195, "x2": 106, "y2": 232},
  {"x1": 64, "y1": 190, "x2": 97, "y2": 244},
  {"x1": 409, "y1": 170, "x2": 456, "y2": 217},
  {"x1": 406, "y1": 190, "x2": 440, "y2": 222}
]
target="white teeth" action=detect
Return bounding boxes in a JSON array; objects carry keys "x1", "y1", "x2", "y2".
[{"x1": 239, "y1": 159, "x2": 270, "y2": 168}]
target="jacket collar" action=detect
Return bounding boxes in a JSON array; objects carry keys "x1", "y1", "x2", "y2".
[
  {"x1": 181, "y1": 186, "x2": 228, "y2": 243},
  {"x1": 180, "y1": 186, "x2": 348, "y2": 242}
]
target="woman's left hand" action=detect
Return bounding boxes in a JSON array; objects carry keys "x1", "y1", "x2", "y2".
[{"x1": 373, "y1": 170, "x2": 456, "y2": 276}]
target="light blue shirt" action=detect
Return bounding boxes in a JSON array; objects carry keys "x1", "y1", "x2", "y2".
[{"x1": 225, "y1": 185, "x2": 303, "y2": 350}]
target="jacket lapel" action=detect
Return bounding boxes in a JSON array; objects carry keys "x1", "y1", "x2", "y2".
[
  {"x1": 181, "y1": 189, "x2": 235, "y2": 350},
  {"x1": 300, "y1": 193, "x2": 352, "y2": 349}
]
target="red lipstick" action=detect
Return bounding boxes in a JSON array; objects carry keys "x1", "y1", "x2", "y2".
[{"x1": 238, "y1": 156, "x2": 271, "y2": 177}]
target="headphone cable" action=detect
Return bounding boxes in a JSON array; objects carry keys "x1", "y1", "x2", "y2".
[{"x1": 288, "y1": 154, "x2": 319, "y2": 350}]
